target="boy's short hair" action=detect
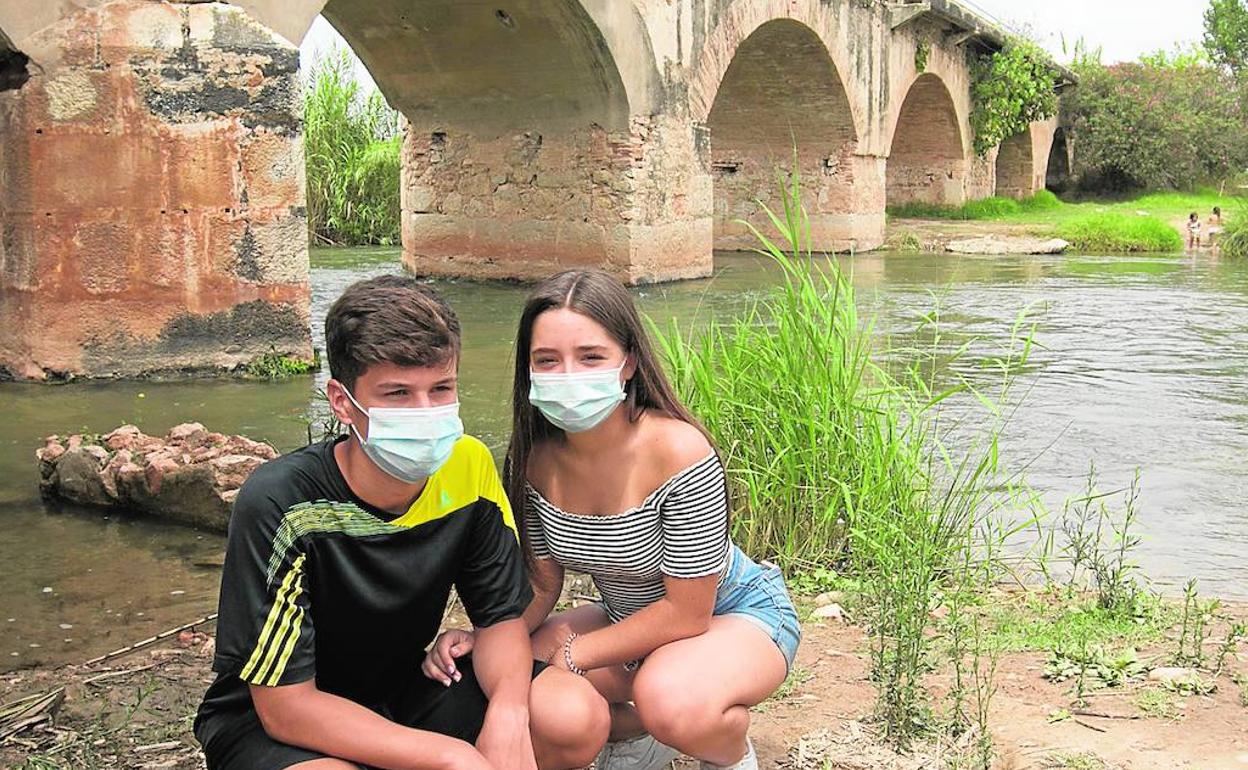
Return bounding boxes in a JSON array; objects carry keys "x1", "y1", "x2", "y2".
[{"x1": 325, "y1": 275, "x2": 461, "y2": 390}]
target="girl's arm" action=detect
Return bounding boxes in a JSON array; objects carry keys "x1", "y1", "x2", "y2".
[
  {"x1": 555, "y1": 572, "x2": 717, "y2": 671},
  {"x1": 521, "y1": 558, "x2": 566, "y2": 634}
]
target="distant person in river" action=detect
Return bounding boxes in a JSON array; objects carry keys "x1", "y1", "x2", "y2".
[
  {"x1": 1188, "y1": 212, "x2": 1202, "y2": 250},
  {"x1": 1208, "y1": 207, "x2": 1224, "y2": 254},
  {"x1": 193, "y1": 275, "x2": 608, "y2": 770},
  {"x1": 421, "y1": 270, "x2": 801, "y2": 770}
]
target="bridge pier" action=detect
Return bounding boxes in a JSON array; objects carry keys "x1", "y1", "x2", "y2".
[
  {"x1": 400, "y1": 116, "x2": 713, "y2": 285},
  {"x1": 0, "y1": 1, "x2": 310, "y2": 380}
]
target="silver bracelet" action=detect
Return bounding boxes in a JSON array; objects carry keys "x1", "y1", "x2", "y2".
[{"x1": 563, "y1": 632, "x2": 587, "y2": 677}]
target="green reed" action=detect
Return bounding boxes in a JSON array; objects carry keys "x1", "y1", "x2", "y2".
[
  {"x1": 303, "y1": 48, "x2": 402, "y2": 247},
  {"x1": 655, "y1": 168, "x2": 1035, "y2": 753}
]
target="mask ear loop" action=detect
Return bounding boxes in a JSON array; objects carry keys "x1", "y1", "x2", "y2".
[{"x1": 340, "y1": 385, "x2": 370, "y2": 444}]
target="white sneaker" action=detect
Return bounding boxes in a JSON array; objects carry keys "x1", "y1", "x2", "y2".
[
  {"x1": 595, "y1": 733, "x2": 681, "y2": 770},
  {"x1": 698, "y1": 739, "x2": 758, "y2": 770}
]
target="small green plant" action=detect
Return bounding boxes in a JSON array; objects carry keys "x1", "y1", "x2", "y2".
[
  {"x1": 1214, "y1": 621, "x2": 1246, "y2": 675},
  {"x1": 915, "y1": 40, "x2": 931, "y2": 72},
  {"x1": 1134, "y1": 687, "x2": 1182, "y2": 720},
  {"x1": 1219, "y1": 211, "x2": 1248, "y2": 258},
  {"x1": 892, "y1": 229, "x2": 924, "y2": 252},
  {"x1": 1174, "y1": 579, "x2": 1213, "y2": 666},
  {"x1": 1058, "y1": 467, "x2": 1144, "y2": 613},
  {"x1": 1232, "y1": 672, "x2": 1248, "y2": 706},
  {"x1": 1044, "y1": 645, "x2": 1151, "y2": 689},
  {"x1": 1043, "y1": 751, "x2": 1107, "y2": 770},
  {"x1": 244, "y1": 348, "x2": 316, "y2": 380}
]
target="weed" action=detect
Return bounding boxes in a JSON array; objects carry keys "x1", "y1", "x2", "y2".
[
  {"x1": 1044, "y1": 645, "x2": 1151, "y2": 689},
  {"x1": 1043, "y1": 751, "x2": 1107, "y2": 770},
  {"x1": 760, "y1": 665, "x2": 815, "y2": 711},
  {"x1": 1174, "y1": 579, "x2": 1217, "y2": 667},
  {"x1": 244, "y1": 347, "x2": 316, "y2": 380},
  {"x1": 1215, "y1": 622, "x2": 1247, "y2": 676},
  {"x1": 1059, "y1": 467, "x2": 1143, "y2": 613},
  {"x1": 1232, "y1": 672, "x2": 1248, "y2": 706},
  {"x1": 1134, "y1": 687, "x2": 1181, "y2": 720}
]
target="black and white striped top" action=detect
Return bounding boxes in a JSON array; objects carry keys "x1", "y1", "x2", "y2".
[{"x1": 525, "y1": 452, "x2": 731, "y2": 622}]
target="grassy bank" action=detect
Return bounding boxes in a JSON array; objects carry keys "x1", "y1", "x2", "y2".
[{"x1": 889, "y1": 189, "x2": 1235, "y2": 253}]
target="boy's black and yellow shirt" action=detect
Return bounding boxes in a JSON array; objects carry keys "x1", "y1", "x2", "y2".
[{"x1": 196, "y1": 434, "x2": 531, "y2": 726}]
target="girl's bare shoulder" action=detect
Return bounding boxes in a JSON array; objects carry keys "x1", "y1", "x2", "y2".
[{"x1": 638, "y1": 412, "x2": 714, "y2": 474}]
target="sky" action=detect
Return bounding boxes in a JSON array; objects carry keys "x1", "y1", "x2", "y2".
[{"x1": 298, "y1": 0, "x2": 1212, "y2": 88}]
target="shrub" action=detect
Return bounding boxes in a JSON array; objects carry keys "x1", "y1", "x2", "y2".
[
  {"x1": 962, "y1": 197, "x2": 1023, "y2": 219},
  {"x1": 1064, "y1": 55, "x2": 1248, "y2": 191},
  {"x1": 1219, "y1": 211, "x2": 1248, "y2": 257},
  {"x1": 1056, "y1": 212, "x2": 1183, "y2": 252},
  {"x1": 1020, "y1": 189, "x2": 1062, "y2": 211},
  {"x1": 971, "y1": 41, "x2": 1061, "y2": 157}
]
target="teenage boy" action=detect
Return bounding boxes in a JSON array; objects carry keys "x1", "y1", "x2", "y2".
[{"x1": 194, "y1": 275, "x2": 609, "y2": 770}]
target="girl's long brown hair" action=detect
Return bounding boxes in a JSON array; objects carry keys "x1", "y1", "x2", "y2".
[{"x1": 505, "y1": 270, "x2": 717, "y2": 578}]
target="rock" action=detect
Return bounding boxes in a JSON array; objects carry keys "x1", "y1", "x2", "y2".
[
  {"x1": 813, "y1": 603, "x2": 845, "y2": 620},
  {"x1": 1148, "y1": 667, "x2": 1199, "y2": 686},
  {"x1": 814, "y1": 591, "x2": 844, "y2": 607},
  {"x1": 37, "y1": 424, "x2": 277, "y2": 532},
  {"x1": 104, "y1": 425, "x2": 142, "y2": 451},
  {"x1": 947, "y1": 236, "x2": 1070, "y2": 255}
]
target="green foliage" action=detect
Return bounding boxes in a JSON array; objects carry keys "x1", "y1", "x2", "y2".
[
  {"x1": 915, "y1": 40, "x2": 931, "y2": 73},
  {"x1": 985, "y1": 592, "x2": 1174, "y2": 654},
  {"x1": 1204, "y1": 0, "x2": 1248, "y2": 76},
  {"x1": 889, "y1": 193, "x2": 1057, "y2": 221},
  {"x1": 1219, "y1": 211, "x2": 1248, "y2": 257},
  {"x1": 304, "y1": 48, "x2": 402, "y2": 246},
  {"x1": 656, "y1": 170, "x2": 1032, "y2": 752},
  {"x1": 1063, "y1": 56, "x2": 1247, "y2": 191},
  {"x1": 243, "y1": 348, "x2": 316, "y2": 380},
  {"x1": 1020, "y1": 189, "x2": 1062, "y2": 211},
  {"x1": 1043, "y1": 645, "x2": 1151, "y2": 688},
  {"x1": 1056, "y1": 213, "x2": 1183, "y2": 253},
  {"x1": 970, "y1": 41, "x2": 1059, "y2": 157}
]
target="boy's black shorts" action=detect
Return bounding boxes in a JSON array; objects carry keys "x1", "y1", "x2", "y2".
[{"x1": 197, "y1": 657, "x2": 548, "y2": 770}]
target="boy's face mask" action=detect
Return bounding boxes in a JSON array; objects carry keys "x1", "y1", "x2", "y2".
[
  {"x1": 528, "y1": 365, "x2": 627, "y2": 433},
  {"x1": 343, "y1": 387, "x2": 463, "y2": 484}
]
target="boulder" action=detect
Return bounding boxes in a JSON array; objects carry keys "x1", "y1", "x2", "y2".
[
  {"x1": 36, "y1": 423, "x2": 278, "y2": 532},
  {"x1": 946, "y1": 236, "x2": 1070, "y2": 255}
]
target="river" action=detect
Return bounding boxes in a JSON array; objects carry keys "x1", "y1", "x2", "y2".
[{"x1": 2, "y1": 246, "x2": 1246, "y2": 671}]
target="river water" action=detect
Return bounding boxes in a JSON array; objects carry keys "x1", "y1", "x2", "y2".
[{"x1": 2, "y1": 246, "x2": 1246, "y2": 670}]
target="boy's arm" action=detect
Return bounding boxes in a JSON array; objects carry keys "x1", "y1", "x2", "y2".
[
  {"x1": 468, "y1": 618, "x2": 538, "y2": 770},
  {"x1": 250, "y1": 682, "x2": 491, "y2": 770}
]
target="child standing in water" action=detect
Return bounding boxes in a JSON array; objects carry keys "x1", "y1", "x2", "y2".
[
  {"x1": 1188, "y1": 212, "x2": 1202, "y2": 250},
  {"x1": 1208, "y1": 207, "x2": 1224, "y2": 254}
]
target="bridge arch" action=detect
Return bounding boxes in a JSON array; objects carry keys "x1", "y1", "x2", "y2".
[
  {"x1": 995, "y1": 128, "x2": 1034, "y2": 199},
  {"x1": 886, "y1": 72, "x2": 967, "y2": 207},
  {"x1": 702, "y1": 18, "x2": 860, "y2": 250}
]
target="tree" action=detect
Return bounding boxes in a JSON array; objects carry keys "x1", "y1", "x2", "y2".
[{"x1": 1204, "y1": 0, "x2": 1248, "y2": 76}]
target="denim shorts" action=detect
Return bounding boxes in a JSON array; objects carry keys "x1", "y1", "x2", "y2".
[{"x1": 713, "y1": 544, "x2": 801, "y2": 672}]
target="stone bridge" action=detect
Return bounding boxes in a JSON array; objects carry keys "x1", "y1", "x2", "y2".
[{"x1": 0, "y1": 0, "x2": 1069, "y2": 379}]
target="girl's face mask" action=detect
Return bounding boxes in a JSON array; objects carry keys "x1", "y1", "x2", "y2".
[{"x1": 528, "y1": 365, "x2": 627, "y2": 433}]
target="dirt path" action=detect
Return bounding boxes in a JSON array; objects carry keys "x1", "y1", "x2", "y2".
[{"x1": 2, "y1": 615, "x2": 1245, "y2": 769}]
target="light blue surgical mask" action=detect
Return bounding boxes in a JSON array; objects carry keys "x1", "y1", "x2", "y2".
[
  {"x1": 343, "y1": 388, "x2": 463, "y2": 484},
  {"x1": 529, "y1": 365, "x2": 627, "y2": 433}
]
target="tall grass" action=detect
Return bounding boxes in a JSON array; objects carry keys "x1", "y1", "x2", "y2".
[
  {"x1": 655, "y1": 171, "x2": 1035, "y2": 753},
  {"x1": 1219, "y1": 212, "x2": 1248, "y2": 258},
  {"x1": 1055, "y1": 212, "x2": 1182, "y2": 253},
  {"x1": 888, "y1": 191, "x2": 1059, "y2": 221},
  {"x1": 304, "y1": 48, "x2": 402, "y2": 246}
]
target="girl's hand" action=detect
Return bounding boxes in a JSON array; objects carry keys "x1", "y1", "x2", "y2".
[{"x1": 421, "y1": 629, "x2": 475, "y2": 686}]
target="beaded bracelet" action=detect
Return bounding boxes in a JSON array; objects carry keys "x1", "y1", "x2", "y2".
[{"x1": 563, "y1": 632, "x2": 587, "y2": 677}]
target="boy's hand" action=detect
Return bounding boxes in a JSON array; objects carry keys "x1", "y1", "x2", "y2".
[
  {"x1": 421, "y1": 629, "x2": 475, "y2": 686},
  {"x1": 476, "y1": 704, "x2": 537, "y2": 770}
]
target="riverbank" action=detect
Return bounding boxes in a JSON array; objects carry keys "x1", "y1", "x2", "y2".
[
  {"x1": 2, "y1": 588, "x2": 1244, "y2": 770},
  {"x1": 886, "y1": 190, "x2": 1238, "y2": 253}
]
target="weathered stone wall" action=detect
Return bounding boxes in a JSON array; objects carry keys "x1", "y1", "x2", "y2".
[
  {"x1": 0, "y1": 0, "x2": 309, "y2": 380},
  {"x1": 401, "y1": 113, "x2": 712, "y2": 284},
  {"x1": 994, "y1": 130, "x2": 1034, "y2": 199}
]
